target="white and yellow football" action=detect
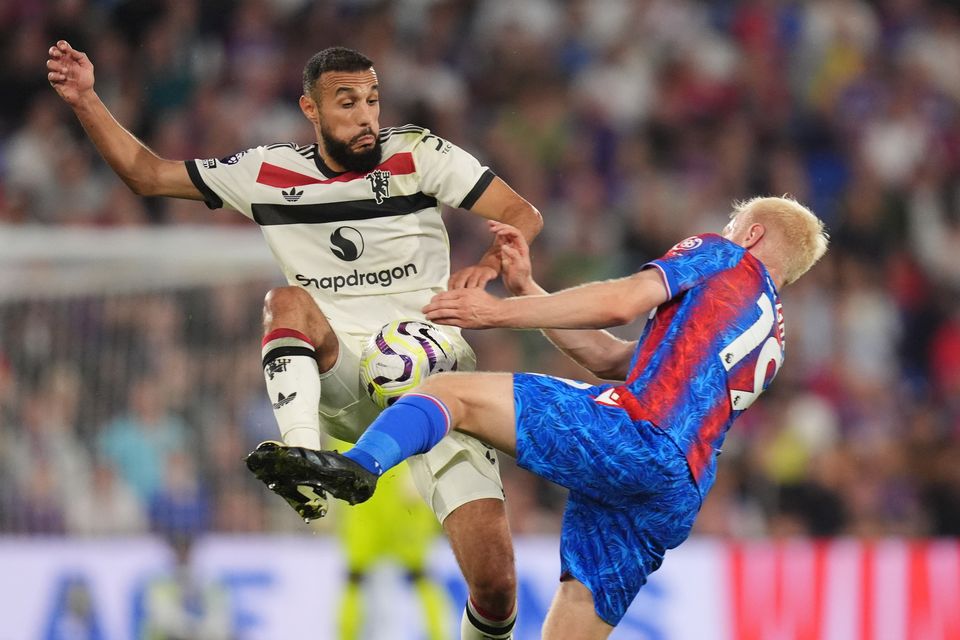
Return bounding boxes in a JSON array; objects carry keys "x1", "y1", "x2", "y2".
[{"x1": 360, "y1": 319, "x2": 458, "y2": 409}]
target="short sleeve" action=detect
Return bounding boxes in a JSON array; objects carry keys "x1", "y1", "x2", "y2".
[
  {"x1": 644, "y1": 234, "x2": 746, "y2": 299},
  {"x1": 412, "y1": 131, "x2": 495, "y2": 209},
  {"x1": 185, "y1": 147, "x2": 265, "y2": 218}
]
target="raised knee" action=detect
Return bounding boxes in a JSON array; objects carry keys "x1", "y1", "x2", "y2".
[
  {"x1": 261, "y1": 287, "x2": 337, "y2": 364},
  {"x1": 418, "y1": 372, "x2": 455, "y2": 395},
  {"x1": 418, "y1": 373, "x2": 468, "y2": 419},
  {"x1": 262, "y1": 287, "x2": 318, "y2": 331},
  {"x1": 263, "y1": 286, "x2": 314, "y2": 314}
]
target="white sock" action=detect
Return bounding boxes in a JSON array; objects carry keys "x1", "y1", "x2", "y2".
[
  {"x1": 461, "y1": 599, "x2": 516, "y2": 640},
  {"x1": 262, "y1": 328, "x2": 322, "y2": 450}
]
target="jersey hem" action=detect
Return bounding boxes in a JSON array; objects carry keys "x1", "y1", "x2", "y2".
[
  {"x1": 185, "y1": 160, "x2": 224, "y2": 209},
  {"x1": 644, "y1": 262, "x2": 672, "y2": 299},
  {"x1": 458, "y1": 168, "x2": 496, "y2": 209}
]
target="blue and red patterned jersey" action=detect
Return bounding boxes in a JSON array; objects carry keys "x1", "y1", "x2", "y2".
[{"x1": 595, "y1": 233, "x2": 784, "y2": 496}]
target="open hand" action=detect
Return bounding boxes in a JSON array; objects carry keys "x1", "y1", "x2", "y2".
[
  {"x1": 46, "y1": 40, "x2": 95, "y2": 107},
  {"x1": 448, "y1": 264, "x2": 498, "y2": 290},
  {"x1": 423, "y1": 289, "x2": 503, "y2": 329}
]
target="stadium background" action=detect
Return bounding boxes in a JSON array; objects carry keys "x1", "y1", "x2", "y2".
[{"x1": 2, "y1": 0, "x2": 960, "y2": 638}]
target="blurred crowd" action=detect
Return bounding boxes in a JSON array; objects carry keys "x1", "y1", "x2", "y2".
[{"x1": 2, "y1": 0, "x2": 960, "y2": 540}]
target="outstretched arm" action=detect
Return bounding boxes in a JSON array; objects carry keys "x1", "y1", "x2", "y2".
[
  {"x1": 47, "y1": 40, "x2": 201, "y2": 200},
  {"x1": 425, "y1": 224, "x2": 667, "y2": 380},
  {"x1": 494, "y1": 223, "x2": 638, "y2": 380},
  {"x1": 449, "y1": 177, "x2": 542, "y2": 289}
]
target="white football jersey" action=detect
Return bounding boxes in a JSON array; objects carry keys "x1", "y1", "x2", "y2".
[{"x1": 186, "y1": 126, "x2": 494, "y2": 335}]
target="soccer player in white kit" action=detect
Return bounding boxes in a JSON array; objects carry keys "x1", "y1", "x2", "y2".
[{"x1": 47, "y1": 41, "x2": 542, "y2": 640}]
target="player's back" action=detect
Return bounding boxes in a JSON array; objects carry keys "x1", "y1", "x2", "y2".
[{"x1": 605, "y1": 234, "x2": 784, "y2": 496}]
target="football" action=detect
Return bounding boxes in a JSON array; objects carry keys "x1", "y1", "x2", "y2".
[{"x1": 360, "y1": 319, "x2": 458, "y2": 409}]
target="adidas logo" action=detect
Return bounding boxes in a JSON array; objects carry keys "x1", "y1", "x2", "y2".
[
  {"x1": 273, "y1": 392, "x2": 297, "y2": 409},
  {"x1": 282, "y1": 187, "x2": 303, "y2": 202}
]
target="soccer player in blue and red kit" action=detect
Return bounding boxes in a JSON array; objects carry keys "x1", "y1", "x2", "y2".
[{"x1": 251, "y1": 196, "x2": 829, "y2": 638}]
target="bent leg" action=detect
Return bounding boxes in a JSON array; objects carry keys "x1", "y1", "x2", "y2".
[
  {"x1": 542, "y1": 580, "x2": 613, "y2": 640},
  {"x1": 261, "y1": 286, "x2": 338, "y2": 449},
  {"x1": 262, "y1": 286, "x2": 338, "y2": 371},
  {"x1": 342, "y1": 371, "x2": 518, "y2": 478},
  {"x1": 416, "y1": 371, "x2": 518, "y2": 456},
  {"x1": 252, "y1": 286, "x2": 342, "y2": 518}
]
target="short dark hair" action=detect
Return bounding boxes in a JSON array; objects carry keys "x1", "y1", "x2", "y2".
[{"x1": 302, "y1": 47, "x2": 374, "y2": 96}]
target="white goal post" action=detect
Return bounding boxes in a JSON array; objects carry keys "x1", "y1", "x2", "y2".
[{"x1": 0, "y1": 225, "x2": 279, "y2": 300}]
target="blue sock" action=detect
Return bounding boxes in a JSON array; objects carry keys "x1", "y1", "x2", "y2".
[{"x1": 344, "y1": 394, "x2": 451, "y2": 476}]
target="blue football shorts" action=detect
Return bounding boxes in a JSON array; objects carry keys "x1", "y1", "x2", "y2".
[{"x1": 513, "y1": 372, "x2": 702, "y2": 626}]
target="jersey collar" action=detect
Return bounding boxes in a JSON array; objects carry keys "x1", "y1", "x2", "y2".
[{"x1": 312, "y1": 145, "x2": 346, "y2": 179}]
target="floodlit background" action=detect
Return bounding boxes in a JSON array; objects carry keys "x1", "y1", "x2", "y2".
[{"x1": 2, "y1": 1, "x2": 960, "y2": 638}]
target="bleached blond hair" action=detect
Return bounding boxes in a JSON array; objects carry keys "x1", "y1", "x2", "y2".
[{"x1": 731, "y1": 195, "x2": 829, "y2": 286}]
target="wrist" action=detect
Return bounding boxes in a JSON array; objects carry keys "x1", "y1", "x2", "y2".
[
  {"x1": 491, "y1": 298, "x2": 511, "y2": 327},
  {"x1": 479, "y1": 256, "x2": 500, "y2": 273},
  {"x1": 511, "y1": 280, "x2": 544, "y2": 297},
  {"x1": 72, "y1": 90, "x2": 101, "y2": 113}
]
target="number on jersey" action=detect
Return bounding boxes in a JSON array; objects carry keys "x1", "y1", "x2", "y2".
[{"x1": 719, "y1": 294, "x2": 783, "y2": 410}]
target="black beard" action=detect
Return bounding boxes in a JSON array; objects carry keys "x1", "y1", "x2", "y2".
[{"x1": 321, "y1": 126, "x2": 383, "y2": 173}]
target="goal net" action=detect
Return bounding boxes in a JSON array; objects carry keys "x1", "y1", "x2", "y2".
[{"x1": 0, "y1": 225, "x2": 302, "y2": 536}]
